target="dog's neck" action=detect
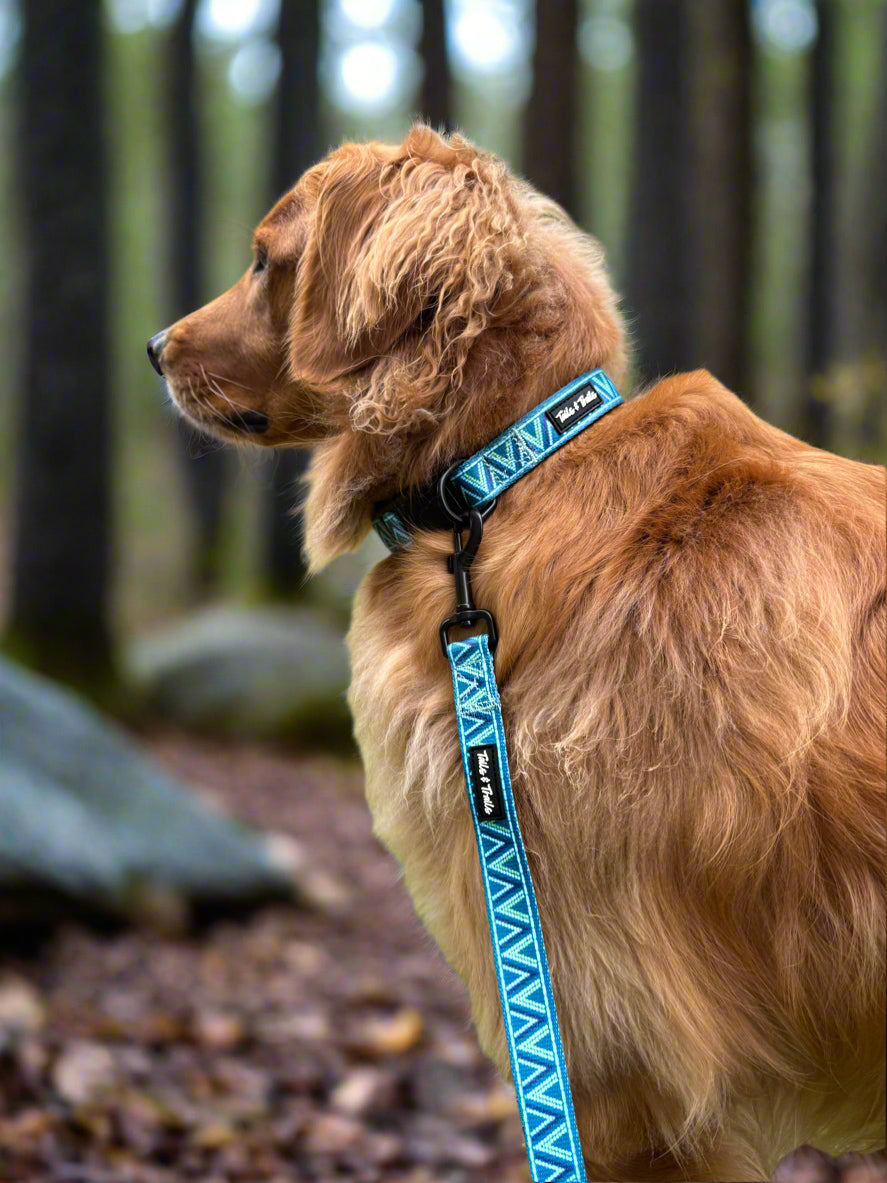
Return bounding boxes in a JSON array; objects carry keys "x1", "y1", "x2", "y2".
[
  {"x1": 371, "y1": 368, "x2": 623, "y2": 551},
  {"x1": 301, "y1": 251, "x2": 627, "y2": 572}
]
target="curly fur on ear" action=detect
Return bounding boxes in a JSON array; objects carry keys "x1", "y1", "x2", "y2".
[
  {"x1": 291, "y1": 127, "x2": 527, "y2": 437},
  {"x1": 344, "y1": 132, "x2": 526, "y2": 435}
]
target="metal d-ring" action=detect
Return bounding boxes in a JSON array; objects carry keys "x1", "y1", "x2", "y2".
[{"x1": 437, "y1": 462, "x2": 497, "y2": 530}]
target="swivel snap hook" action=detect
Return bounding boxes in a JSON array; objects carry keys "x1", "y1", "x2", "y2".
[{"x1": 438, "y1": 481, "x2": 499, "y2": 657}]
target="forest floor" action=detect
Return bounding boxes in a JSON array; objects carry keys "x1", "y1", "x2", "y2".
[{"x1": 0, "y1": 734, "x2": 527, "y2": 1183}]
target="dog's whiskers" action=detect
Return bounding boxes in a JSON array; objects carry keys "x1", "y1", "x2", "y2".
[
  {"x1": 205, "y1": 368, "x2": 256, "y2": 393},
  {"x1": 180, "y1": 378, "x2": 226, "y2": 456},
  {"x1": 200, "y1": 364, "x2": 254, "y2": 416}
]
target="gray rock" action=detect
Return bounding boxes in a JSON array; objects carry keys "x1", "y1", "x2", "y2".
[
  {"x1": 311, "y1": 533, "x2": 387, "y2": 625},
  {"x1": 124, "y1": 604, "x2": 352, "y2": 746},
  {"x1": 0, "y1": 656, "x2": 291, "y2": 918}
]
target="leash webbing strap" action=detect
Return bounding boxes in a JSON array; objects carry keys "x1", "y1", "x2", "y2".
[
  {"x1": 447, "y1": 632, "x2": 587, "y2": 1182},
  {"x1": 395, "y1": 368, "x2": 622, "y2": 1178}
]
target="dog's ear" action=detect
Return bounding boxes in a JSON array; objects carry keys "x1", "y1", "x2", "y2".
[{"x1": 289, "y1": 126, "x2": 523, "y2": 436}]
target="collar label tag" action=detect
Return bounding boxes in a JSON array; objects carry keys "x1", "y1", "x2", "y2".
[
  {"x1": 469, "y1": 744, "x2": 506, "y2": 822},
  {"x1": 545, "y1": 382, "x2": 603, "y2": 435}
]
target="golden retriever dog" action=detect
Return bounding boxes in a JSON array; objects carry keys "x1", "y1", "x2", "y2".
[{"x1": 148, "y1": 126, "x2": 886, "y2": 1181}]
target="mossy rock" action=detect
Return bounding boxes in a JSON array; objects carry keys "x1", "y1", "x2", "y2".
[
  {"x1": 0, "y1": 656, "x2": 292, "y2": 923},
  {"x1": 124, "y1": 605, "x2": 353, "y2": 750}
]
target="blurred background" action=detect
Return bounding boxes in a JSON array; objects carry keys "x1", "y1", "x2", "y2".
[
  {"x1": 1, "y1": 0, "x2": 885, "y2": 662},
  {"x1": 0, "y1": 1, "x2": 884, "y2": 1180}
]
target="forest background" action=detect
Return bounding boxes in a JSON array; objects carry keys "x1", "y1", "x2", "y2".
[{"x1": 1, "y1": 0, "x2": 884, "y2": 686}]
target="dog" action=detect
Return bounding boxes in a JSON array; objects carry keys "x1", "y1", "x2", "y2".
[{"x1": 148, "y1": 126, "x2": 886, "y2": 1182}]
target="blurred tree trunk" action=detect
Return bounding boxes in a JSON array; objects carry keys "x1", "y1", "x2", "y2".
[
  {"x1": 860, "y1": 10, "x2": 887, "y2": 449},
  {"x1": 167, "y1": 0, "x2": 228, "y2": 595},
  {"x1": 690, "y1": 1, "x2": 754, "y2": 400},
  {"x1": 522, "y1": 0, "x2": 580, "y2": 218},
  {"x1": 625, "y1": 0, "x2": 694, "y2": 382},
  {"x1": 7, "y1": 0, "x2": 113, "y2": 691},
  {"x1": 804, "y1": 0, "x2": 837, "y2": 448},
  {"x1": 265, "y1": 0, "x2": 320, "y2": 597},
  {"x1": 420, "y1": 0, "x2": 451, "y2": 132}
]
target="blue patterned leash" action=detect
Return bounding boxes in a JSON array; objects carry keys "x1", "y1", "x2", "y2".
[
  {"x1": 447, "y1": 631, "x2": 587, "y2": 1182},
  {"x1": 373, "y1": 369, "x2": 623, "y2": 1183}
]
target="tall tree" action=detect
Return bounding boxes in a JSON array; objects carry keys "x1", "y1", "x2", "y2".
[
  {"x1": 804, "y1": 0, "x2": 837, "y2": 448},
  {"x1": 865, "y1": 15, "x2": 887, "y2": 362},
  {"x1": 522, "y1": 0, "x2": 580, "y2": 218},
  {"x1": 625, "y1": 0, "x2": 694, "y2": 383},
  {"x1": 690, "y1": 1, "x2": 754, "y2": 400},
  {"x1": 265, "y1": 0, "x2": 321, "y2": 596},
  {"x1": 167, "y1": 0, "x2": 228, "y2": 593},
  {"x1": 7, "y1": 0, "x2": 112, "y2": 690},
  {"x1": 419, "y1": 0, "x2": 452, "y2": 132},
  {"x1": 858, "y1": 9, "x2": 887, "y2": 453}
]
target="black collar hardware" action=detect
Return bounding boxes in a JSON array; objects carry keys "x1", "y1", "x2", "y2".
[{"x1": 438, "y1": 463, "x2": 499, "y2": 656}]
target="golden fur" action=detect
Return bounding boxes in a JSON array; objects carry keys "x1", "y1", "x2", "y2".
[{"x1": 153, "y1": 126, "x2": 886, "y2": 1181}]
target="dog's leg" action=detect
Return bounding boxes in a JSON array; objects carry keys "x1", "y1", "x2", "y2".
[
  {"x1": 772, "y1": 1146, "x2": 887, "y2": 1183},
  {"x1": 833, "y1": 1150, "x2": 887, "y2": 1183},
  {"x1": 772, "y1": 1145, "x2": 842, "y2": 1183}
]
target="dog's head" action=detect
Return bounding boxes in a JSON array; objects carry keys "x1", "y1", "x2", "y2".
[{"x1": 149, "y1": 125, "x2": 626, "y2": 566}]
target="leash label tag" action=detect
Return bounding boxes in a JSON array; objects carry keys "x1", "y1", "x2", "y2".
[
  {"x1": 469, "y1": 744, "x2": 506, "y2": 822},
  {"x1": 545, "y1": 382, "x2": 603, "y2": 435}
]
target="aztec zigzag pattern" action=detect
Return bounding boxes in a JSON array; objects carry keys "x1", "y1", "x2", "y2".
[
  {"x1": 452, "y1": 368, "x2": 620, "y2": 506},
  {"x1": 373, "y1": 509, "x2": 414, "y2": 553},
  {"x1": 371, "y1": 369, "x2": 620, "y2": 552},
  {"x1": 448, "y1": 635, "x2": 586, "y2": 1183},
  {"x1": 453, "y1": 411, "x2": 569, "y2": 503}
]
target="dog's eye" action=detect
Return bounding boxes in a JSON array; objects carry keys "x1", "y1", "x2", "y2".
[{"x1": 253, "y1": 250, "x2": 268, "y2": 275}]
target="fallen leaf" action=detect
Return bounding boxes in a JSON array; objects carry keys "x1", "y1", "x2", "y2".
[
  {"x1": 192, "y1": 1009, "x2": 246, "y2": 1050},
  {"x1": 256, "y1": 1008, "x2": 330, "y2": 1043},
  {"x1": 330, "y1": 1066, "x2": 397, "y2": 1116},
  {"x1": 0, "y1": 1108, "x2": 54, "y2": 1143},
  {"x1": 451, "y1": 1084, "x2": 518, "y2": 1125},
  {"x1": 0, "y1": 976, "x2": 44, "y2": 1037},
  {"x1": 281, "y1": 940, "x2": 329, "y2": 975},
  {"x1": 52, "y1": 1040, "x2": 117, "y2": 1106},
  {"x1": 192, "y1": 1121, "x2": 238, "y2": 1149},
  {"x1": 354, "y1": 1008, "x2": 425, "y2": 1057},
  {"x1": 303, "y1": 1112, "x2": 364, "y2": 1154}
]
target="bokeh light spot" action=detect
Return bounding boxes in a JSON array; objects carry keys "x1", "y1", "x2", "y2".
[
  {"x1": 451, "y1": 2, "x2": 524, "y2": 75},
  {"x1": 340, "y1": 0, "x2": 398, "y2": 31},
  {"x1": 107, "y1": 0, "x2": 183, "y2": 33},
  {"x1": 337, "y1": 40, "x2": 399, "y2": 110},
  {"x1": 228, "y1": 37, "x2": 281, "y2": 104},
  {"x1": 579, "y1": 15, "x2": 633, "y2": 72},
  {"x1": 756, "y1": 0, "x2": 818, "y2": 54},
  {"x1": 198, "y1": 0, "x2": 279, "y2": 43}
]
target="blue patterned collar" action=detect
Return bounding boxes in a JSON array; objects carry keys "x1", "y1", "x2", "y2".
[{"x1": 371, "y1": 368, "x2": 623, "y2": 552}]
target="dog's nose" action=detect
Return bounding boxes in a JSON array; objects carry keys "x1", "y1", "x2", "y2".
[{"x1": 146, "y1": 330, "x2": 168, "y2": 375}]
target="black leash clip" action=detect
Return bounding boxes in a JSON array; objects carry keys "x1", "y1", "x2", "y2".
[{"x1": 437, "y1": 463, "x2": 498, "y2": 657}]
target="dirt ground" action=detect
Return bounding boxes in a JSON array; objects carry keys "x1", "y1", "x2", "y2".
[
  {"x1": 0, "y1": 734, "x2": 527, "y2": 1183},
  {"x1": 3, "y1": 736, "x2": 885, "y2": 1183}
]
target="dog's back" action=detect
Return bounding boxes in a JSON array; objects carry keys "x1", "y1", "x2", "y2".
[
  {"x1": 351, "y1": 369, "x2": 885, "y2": 1180},
  {"x1": 492, "y1": 370, "x2": 886, "y2": 1176}
]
